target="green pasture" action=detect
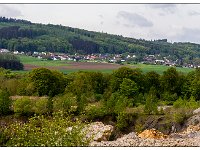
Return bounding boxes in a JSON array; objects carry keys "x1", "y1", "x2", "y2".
[
  {"x1": 128, "y1": 63, "x2": 194, "y2": 74},
  {"x1": 18, "y1": 55, "x2": 69, "y2": 67}
]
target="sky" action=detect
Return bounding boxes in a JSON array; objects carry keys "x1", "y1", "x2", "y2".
[{"x1": 1, "y1": 4, "x2": 200, "y2": 43}]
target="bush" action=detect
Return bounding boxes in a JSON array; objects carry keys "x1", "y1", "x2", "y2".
[
  {"x1": 172, "y1": 108, "x2": 191, "y2": 125},
  {"x1": 161, "y1": 92, "x2": 178, "y2": 105},
  {"x1": 173, "y1": 112, "x2": 187, "y2": 124},
  {"x1": 134, "y1": 119, "x2": 144, "y2": 133},
  {"x1": 116, "y1": 112, "x2": 129, "y2": 130},
  {"x1": 119, "y1": 78, "x2": 138, "y2": 98},
  {"x1": 144, "y1": 87, "x2": 158, "y2": 115},
  {"x1": 3, "y1": 112, "x2": 91, "y2": 146},
  {"x1": 114, "y1": 96, "x2": 132, "y2": 114},
  {"x1": 105, "y1": 92, "x2": 132, "y2": 115},
  {"x1": 34, "y1": 98, "x2": 48, "y2": 115},
  {"x1": 94, "y1": 94, "x2": 103, "y2": 102},
  {"x1": 53, "y1": 93, "x2": 77, "y2": 114},
  {"x1": 85, "y1": 102, "x2": 107, "y2": 120},
  {"x1": 29, "y1": 68, "x2": 66, "y2": 97},
  {"x1": 13, "y1": 97, "x2": 34, "y2": 116},
  {"x1": 173, "y1": 96, "x2": 199, "y2": 109},
  {"x1": 116, "y1": 110, "x2": 138, "y2": 131},
  {"x1": 0, "y1": 89, "x2": 11, "y2": 115},
  {"x1": 187, "y1": 96, "x2": 199, "y2": 109},
  {"x1": 165, "y1": 107, "x2": 193, "y2": 125},
  {"x1": 173, "y1": 97, "x2": 187, "y2": 108}
]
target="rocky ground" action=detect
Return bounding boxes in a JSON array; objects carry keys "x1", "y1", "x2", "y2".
[
  {"x1": 89, "y1": 124, "x2": 200, "y2": 147},
  {"x1": 88, "y1": 108, "x2": 200, "y2": 147}
]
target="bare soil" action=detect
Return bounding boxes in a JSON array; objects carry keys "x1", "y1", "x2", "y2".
[{"x1": 24, "y1": 62, "x2": 122, "y2": 71}]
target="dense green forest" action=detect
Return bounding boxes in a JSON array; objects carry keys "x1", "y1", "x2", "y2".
[
  {"x1": 0, "y1": 17, "x2": 200, "y2": 64},
  {"x1": 1, "y1": 66, "x2": 200, "y2": 146}
]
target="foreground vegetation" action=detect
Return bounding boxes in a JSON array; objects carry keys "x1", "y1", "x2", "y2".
[{"x1": 0, "y1": 66, "x2": 200, "y2": 146}]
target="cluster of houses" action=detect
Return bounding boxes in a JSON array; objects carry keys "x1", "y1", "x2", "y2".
[
  {"x1": 29, "y1": 52, "x2": 136, "y2": 63},
  {"x1": 143, "y1": 55, "x2": 176, "y2": 66},
  {"x1": 142, "y1": 54, "x2": 200, "y2": 68},
  {"x1": 0, "y1": 48, "x2": 200, "y2": 68}
]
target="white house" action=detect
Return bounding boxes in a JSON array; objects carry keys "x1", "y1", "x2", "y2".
[
  {"x1": 0, "y1": 49, "x2": 10, "y2": 53},
  {"x1": 13, "y1": 51, "x2": 19, "y2": 54},
  {"x1": 60, "y1": 56, "x2": 67, "y2": 60}
]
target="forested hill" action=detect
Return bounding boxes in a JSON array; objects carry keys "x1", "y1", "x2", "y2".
[{"x1": 0, "y1": 17, "x2": 200, "y2": 62}]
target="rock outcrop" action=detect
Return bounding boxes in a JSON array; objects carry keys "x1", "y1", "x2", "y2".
[
  {"x1": 138, "y1": 128, "x2": 168, "y2": 139},
  {"x1": 85, "y1": 122, "x2": 113, "y2": 142},
  {"x1": 185, "y1": 114, "x2": 200, "y2": 127},
  {"x1": 193, "y1": 107, "x2": 200, "y2": 114}
]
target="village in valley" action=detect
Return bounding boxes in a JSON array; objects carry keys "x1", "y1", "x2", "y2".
[{"x1": 0, "y1": 48, "x2": 198, "y2": 69}]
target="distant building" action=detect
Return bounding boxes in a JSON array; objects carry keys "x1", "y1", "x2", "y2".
[
  {"x1": 13, "y1": 51, "x2": 19, "y2": 54},
  {"x1": 60, "y1": 56, "x2": 67, "y2": 60},
  {"x1": 0, "y1": 49, "x2": 10, "y2": 53},
  {"x1": 33, "y1": 51, "x2": 39, "y2": 55},
  {"x1": 155, "y1": 60, "x2": 165, "y2": 64}
]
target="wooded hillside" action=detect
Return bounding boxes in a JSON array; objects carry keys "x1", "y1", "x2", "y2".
[{"x1": 0, "y1": 17, "x2": 200, "y2": 64}]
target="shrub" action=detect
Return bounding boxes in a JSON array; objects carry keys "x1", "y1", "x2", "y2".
[
  {"x1": 94, "y1": 94, "x2": 103, "y2": 102},
  {"x1": 161, "y1": 92, "x2": 178, "y2": 105},
  {"x1": 173, "y1": 97, "x2": 187, "y2": 108},
  {"x1": 144, "y1": 87, "x2": 158, "y2": 115},
  {"x1": 186, "y1": 96, "x2": 199, "y2": 109},
  {"x1": 76, "y1": 94, "x2": 88, "y2": 114},
  {"x1": 134, "y1": 119, "x2": 144, "y2": 133},
  {"x1": 173, "y1": 96, "x2": 199, "y2": 109},
  {"x1": 114, "y1": 96, "x2": 132, "y2": 114},
  {"x1": 34, "y1": 98, "x2": 48, "y2": 115},
  {"x1": 0, "y1": 89, "x2": 11, "y2": 115},
  {"x1": 119, "y1": 78, "x2": 138, "y2": 98},
  {"x1": 135, "y1": 93, "x2": 145, "y2": 106},
  {"x1": 53, "y1": 93, "x2": 77, "y2": 114},
  {"x1": 85, "y1": 102, "x2": 107, "y2": 120},
  {"x1": 13, "y1": 97, "x2": 34, "y2": 116},
  {"x1": 116, "y1": 112, "x2": 129, "y2": 130},
  {"x1": 106, "y1": 92, "x2": 132, "y2": 115},
  {"x1": 3, "y1": 112, "x2": 91, "y2": 146},
  {"x1": 173, "y1": 112, "x2": 186, "y2": 124},
  {"x1": 165, "y1": 107, "x2": 192, "y2": 125},
  {"x1": 29, "y1": 68, "x2": 66, "y2": 97},
  {"x1": 116, "y1": 110, "x2": 138, "y2": 131}
]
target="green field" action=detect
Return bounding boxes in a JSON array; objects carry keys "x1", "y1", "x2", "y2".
[
  {"x1": 128, "y1": 63, "x2": 194, "y2": 74},
  {"x1": 18, "y1": 55, "x2": 69, "y2": 67},
  {"x1": 15, "y1": 55, "x2": 194, "y2": 74}
]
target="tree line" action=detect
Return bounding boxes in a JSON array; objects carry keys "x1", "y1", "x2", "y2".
[
  {"x1": 0, "y1": 66, "x2": 200, "y2": 116},
  {"x1": 0, "y1": 53, "x2": 24, "y2": 70}
]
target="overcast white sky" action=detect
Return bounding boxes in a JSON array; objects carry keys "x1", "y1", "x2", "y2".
[{"x1": 0, "y1": 4, "x2": 200, "y2": 43}]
